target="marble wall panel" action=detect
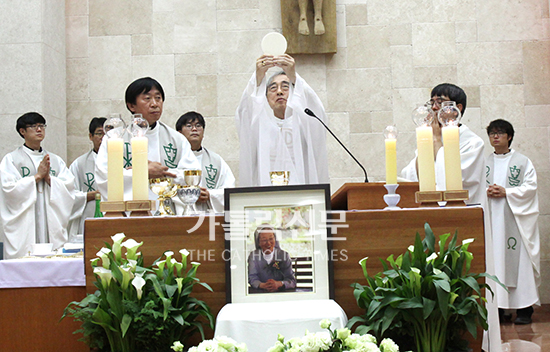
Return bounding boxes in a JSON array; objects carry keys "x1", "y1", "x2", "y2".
[
  {"x1": 413, "y1": 66, "x2": 457, "y2": 89},
  {"x1": 327, "y1": 68, "x2": 392, "y2": 112},
  {"x1": 523, "y1": 41, "x2": 550, "y2": 106},
  {"x1": 455, "y1": 21, "x2": 477, "y2": 43},
  {"x1": 412, "y1": 23, "x2": 456, "y2": 66},
  {"x1": 513, "y1": 129, "x2": 550, "y2": 172},
  {"x1": 217, "y1": 30, "x2": 266, "y2": 74},
  {"x1": 460, "y1": 107, "x2": 482, "y2": 135},
  {"x1": 67, "y1": 100, "x2": 113, "y2": 134},
  {"x1": 175, "y1": 53, "x2": 218, "y2": 75},
  {"x1": 326, "y1": 48, "x2": 347, "y2": 70},
  {"x1": 88, "y1": 36, "x2": 132, "y2": 100},
  {"x1": 326, "y1": 113, "x2": 358, "y2": 178},
  {"x1": 391, "y1": 46, "x2": 413, "y2": 89},
  {"x1": 217, "y1": 0, "x2": 259, "y2": 10},
  {"x1": 89, "y1": 0, "x2": 152, "y2": 36},
  {"x1": 479, "y1": 85, "x2": 525, "y2": 128},
  {"x1": 349, "y1": 132, "x2": 385, "y2": 181},
  {"x1": 477, "y1": 0, "x2": 545, "y2": 41},
  {"x1": 294, "y1": 54, "x2": 327, "y2": 95},
  {"x1": 42, "y1": 114, "x2": 68, "y2": 159},
  {"x1": 347, "y1": 26, "x2": 390, "y2": 68},
  {"x1": 389, "y1": 24, "x2": 411, "y2": 46},
  {"x1": 0, "y1": 44, "x2": 43, "y2": 114},
  {"x1": 540, "y1": 261, "x2": 550, "y2": 302},
  {"x1": 153, "y1": 11, "x2": 174, "y2": 55},
  {"x1": 391, "y1": 87, "x2": 431, "y2": 131},
  {"x1": 456, "y1": 42, "x2": 523, "y2": 86},
  {"x1": 258, "y1": 0, "x2": 281, "y2": 28},
  {"x1": 131, "y1": 55, "x2": 176, "y2": 97},
  {"x1": 173, "y1": 0, "x2": 216, "y2": 53},
  {"x1": 160, "y1": 96, "x2": 197, "y2": 128},
  {"x1": 132, "y1": 34, "x2": 153, "y2": 56},
  {"x1": 197, "y1": 75, "x2": 218, "y2": 117},
  {"x1": 540, "y1": 215, "x2": 550, "y2": 260},
  {"x1": 0, "y1": 114, "x2": 25, "y2": 160},
  {"x1": 525, "y1": 105, "x2": 550, "y2": 128},
  {"x1": 0, "y1": 0, "x2": 40, "y2": 44},
  {"x1": 217, "y1": 73, "x2": 251, "y2": 117},
  {"x1": 370, "y1": 111, "x2": 394, "y2": 134},
  {"x1": 217, "y1": 9, "x2": 261, "y2": 31},
  {"x1": 463, "y1": 86, "x2": 480, "y2": 109},
  {"x1": 43, "y1": 44, "x2": 67, "y2": 120},
  {"x1": 432, "y1": 0, "x2": 476, "y2": 23},
  {"x1": 366, "y1": 0, "x2": 431, "y2": 25},
  {"x1": 153, "y1": 0, "x2": 173, "y2": 12},
  {"x1": 336, "y1": 4, "x2": 347, "y2": 48},
  {"x1": 175, "y1": 75, "x2": 197, "y2": 97},
  {"x1": 349, "y1": 112, "x2": 371, "y2": 133},
  {"x1": 43, "y1": 0, "x2": 66, "y2": 55},
  {"x1": 345, "y1": 4, "x2": 368, "y2": 26},
  {"x1": 66, "y1": 0, "x2": 88, "y2": 16},
  {"x1": 201, "y1": 116, "x2": 240, "y2": 162},
  {"x1": 66, "y1": 16, "x2": 88, "y2": 58}
]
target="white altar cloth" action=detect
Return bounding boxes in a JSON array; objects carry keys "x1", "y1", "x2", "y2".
[
  {"x1": 0, "y1": 257, "x2": 85, "y2": 289},
  {"x1": 215, "y1": 299, "x2": 347, "y2": 352}
]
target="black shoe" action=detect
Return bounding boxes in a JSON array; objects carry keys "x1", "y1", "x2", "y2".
[
  {"x1": 499, "y1": 308, "x2": 512, "y2": 323},
  {"x1": 514, "y1": 306, "x2": 534, "y2": 325}
]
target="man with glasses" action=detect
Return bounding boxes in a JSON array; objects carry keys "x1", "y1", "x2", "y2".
[
  {"x1": 486, "y1": 119, "x2": 540, "y2": 325},
  {"x1": 176, "y1": 111, "x2": 235, "y2": 213},
  {"x1": 401, "y1": 83, "x2": 486, "y2": 206},
  {"x1": 67, "y1": 117, "x2": 106, "y2": 238},
  {"x1": 235, "y1": 54, "x2": 329, "y2": 186},
  {"x1": 0, "y1": 112, "x2": 76, "y2": 259}
]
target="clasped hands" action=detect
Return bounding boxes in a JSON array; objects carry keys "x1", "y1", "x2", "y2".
[
  {"x1": 487, "y1": 184, "x2": 506, "y2": 198},
  {"x1": 259, "y1": 279, "x2": 283, "y2": 292}
]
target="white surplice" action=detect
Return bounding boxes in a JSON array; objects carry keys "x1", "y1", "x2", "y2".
[
  {"x1": 0, "y1": 147, "x2": 75, "y2": 259},
  {"x1": 95, "y1": 121, "x2": 200, "y2": 202},
  {"x1": 486, "y1": 150, "x2": 540, "y2": 309},
  {"x1": 236, "y1": 72, "x2": 329, "y2": 187},
  {"x1": 68, "y1": 149, "x2": 97, "y2": 237},
  {"x1": 193, "y1": 147, "x2": 235, "y2": 213}
]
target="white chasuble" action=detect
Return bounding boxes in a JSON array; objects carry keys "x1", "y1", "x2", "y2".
[
  {"x1": 68, "y1": 150, "x2": 97, "y2": 237},
  {"x1": 236, "y1": 72, "x2": 329, "y2": 187},
  {"x1": 0, "y1": 146, "x2": 75, "y2": 259},
  {"x1": 486, "y1": 150, "x2": 540, "y2": 309},
  {"x1": 193, "y1": 147, "x2": 235, "y2": 213}
]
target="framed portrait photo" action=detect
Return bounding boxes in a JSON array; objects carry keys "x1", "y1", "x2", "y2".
[{"x1": 224, "y1": 184, "x2": 334, "y2": 303}]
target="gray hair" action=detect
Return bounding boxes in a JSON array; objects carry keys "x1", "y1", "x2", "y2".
[{"x1": 266, "y1": 70, "x2": 287, "y2": 94}]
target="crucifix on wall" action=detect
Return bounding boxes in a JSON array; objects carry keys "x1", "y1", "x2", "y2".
[{"x1": 281, "y1": 0, "x2": 337, "y2": 54}]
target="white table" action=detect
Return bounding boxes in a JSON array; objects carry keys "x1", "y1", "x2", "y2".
[
  {"x1": 0, "y1": 257, "x2": 85, "y2": 288},
  {"x1": 214, "y1": 299, "x2": 348, "y2": 352}
]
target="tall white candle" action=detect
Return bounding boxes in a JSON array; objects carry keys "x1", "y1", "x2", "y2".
[
  {"x1": 442, "y1": 125, "x2": 462, "y2": 190},
  {"x1": 131, "y1": 136, "x2": 149, "y2": 200},
  {"x1": 107, "y1": 137, "x2": 124, "y2": 201},
  {"x1": 385, "y1": 139, "x2": 397, "y2": 185},
  {"x1": 416, "y1": 126, "x2": 436, "y2": 192}
]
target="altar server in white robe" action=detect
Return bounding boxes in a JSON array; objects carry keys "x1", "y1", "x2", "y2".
[
  {"x1": 95, "y1": 77, "x2": 200, "y2": 204},
  {"x1": 401, "y1": 83, "x2": 486, "y2": 206},
  {"x1": 176, "y1": 111, "x2": 235, "y2": 213},
  {"x1": 486, "y1": 119, "x2": 540, "y2": 325},
  {"x1": 68, "y1": 117, "x2": 106, "y2": 237},
  {"x1": 236, "y1": 54, "x2": 329, "y2": 187},
  {"x1": 0, "y1": 112, "x2": 75, "y2": 259},
  {"x1": 401, "y1": 84, "x2": 502, "y2": 352}
]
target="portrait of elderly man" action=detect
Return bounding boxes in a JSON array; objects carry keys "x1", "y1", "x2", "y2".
[{"x1": 247, "y1": 224, "x2": 297, "y2": 293}]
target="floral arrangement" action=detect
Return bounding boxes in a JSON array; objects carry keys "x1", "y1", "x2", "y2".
[
  {"x1": 349, "y1": 223, "x2": 504, "y2": 352},
  {"x1": 267, "y1": 319, "x2": 400, "y2": 352},
  {"x1": 170, "y1": 336, "x2": 248, "y2": 352},
  {"x1": 62, "y1": 233, "x2": 214, "y2": 352}
]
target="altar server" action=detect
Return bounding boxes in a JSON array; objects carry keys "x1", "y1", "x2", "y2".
[
  {"x1": 68, "y1": 117, "x2": 106, "y2": 237},
  {"x1": 176, "y1": 111, "x2": 235, "y2": 213},
  {"x1": 95, "y1": 77, "x2": 200, "y2": 202},
  {"x1": 401, "y1": 83, "x2": 486, "y2": 206},
  {"x1": 0, "y1": 112, "x2": 75, "y2": 259},
  {"x1": 236, "y1": 54, "x2": 329, "y2": 186},
  {"x1": 486, "y1": 119, "x2": 540, "y2": 324}
]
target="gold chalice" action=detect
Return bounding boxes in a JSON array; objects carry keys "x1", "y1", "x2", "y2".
[
  {"x1": 184, "y1": 169, "x2": 202, "y2": 187},
  {"x1": 269, "y1": 171, "x2": 290, "y2": 186},
  {"x1": 149, "y1": 177, "x2": 177, "y2": 215}
]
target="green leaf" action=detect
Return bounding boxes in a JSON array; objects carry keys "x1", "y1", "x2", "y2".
[
  {"x1": 422, "y1": 297, "x2": 436, "y2": 319},
  {"x1": 461, "y1": 276, "x2": 481, "y2": 296},
  {"x1": 165, "y1": 284, "x2": 178, "y2": 298},
  {"x1": 380, "y1": 307, "x2": 400, "y2": 336},
  {"x1": 397, "y1": 297, "x2": 423, "y2": 309},
  {"x1": 173, "y1": 314, "x2": 184, "y2": 326},
  {"x1": 121, "y1": 314, "x2": 132, "y2": 337},
  {"x1": 434, "y1": 280, "x2": 450, "y2": 319},
  {"x1": 423, "y1": 223, "x2": 436, "y2": 253}
]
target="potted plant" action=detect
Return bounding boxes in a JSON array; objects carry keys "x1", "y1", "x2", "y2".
[
  {"x1": 348, "y1": 223, "x2": 503, "y2": 352},
  {"x1": 62, "y1": 233, "x2": 214, "y2": 352}
]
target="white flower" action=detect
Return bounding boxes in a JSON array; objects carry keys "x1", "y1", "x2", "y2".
[
  {"x1": 301, "y1": 331, "x2": 331, "y2": 352},
  {"x1": 180, "y1": 248, "x2": 190, "y2": 257},
  {"x1": 433, "y1": 268, "x2": 442, "y2": 275},
  {"x1": 164, "y1": 250, "x2": 174, "y2": 258},
  {"x1": 96, "y1": 248, "x2": 111, "y2": 269},
  {"x1": 191, "y1": 261, "x2": 201, "y2": 267},
  {"x1": 217, "y1": 336, "x2": 240, "y2": 351},
  {"x1": 408, "y1": 245, "x2": 414, "y2": 252},
  {"x1": 90, "y1": 257, "x2": 100, "y2": 267},
  {"x1": 319, "y1": 318, "x2": 331, "y2": 329},
  {"x1": 122, "y1": 239, "x2": 143, "y2": 260},
  {"x1": 410, "y1": 267, "x2": 421, "y2": 274},
  {"x1": 379, "y1": 338, "x2": 399, "y2": 352},
  {"x1": 120, "y1": 266, "x2": 134, "y2": 290},
  {"x1": 359, "y1": 257, "x2": 368, "y2": 266},
  {"x1": 111, "y1": 233, "x2": 126, "y2": 259},
  {"x1": 336, "y1": 328, "x2": 351, "y2": 340},
  {"x1": 267, "y1": 341, "x2": 285, "y2": 352},
  {"x1": 462, "y1": 238, "x2": 475, "y2": 245},
  {"x1": 132, "y1": 274, "x2": 146, "y2": 299},
  {"x1": 171, "y1": 341, "x2": 184, "y2": 352},
  {"x1": 426, "y1": 252, "x2": 438, "y2": 262},
  {"x1": 93, "y1": 267, "x2": 113, "y2": 288}
]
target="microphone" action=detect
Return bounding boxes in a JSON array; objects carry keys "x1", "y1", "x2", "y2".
[{"x1": 304, "y1": 108, "x2": 369, "y2": 183}]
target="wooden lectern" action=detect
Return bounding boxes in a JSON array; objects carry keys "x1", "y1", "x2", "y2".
[{"x1": 331, "y1": 182, "x2": 420, "y2": 210}]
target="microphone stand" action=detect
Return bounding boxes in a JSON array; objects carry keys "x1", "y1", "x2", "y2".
[{"x1": 304, "y1": 108, "x2": 369, "y2": 183}]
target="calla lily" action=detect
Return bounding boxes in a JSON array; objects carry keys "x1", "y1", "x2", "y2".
[
  {"x1": 462, "y1": 238, "x2": 475, "y2": 251},
  {"x1": 179, "y1": 249, "x2": 190, "y2": 272},
  {"x1": 122, "y1": 239, "x2": 143, "y2": 260},
  {"x1": 359, "y1": 257, "x2": 368, "y2": 278},
  {"x1": 175, "y1": 277, "x2": 184, "y2": 294},
  {"x1": 90, "y1": 257, "x2": 100, "y2": 267},
  {"x1": 164, "y1": 251, "x2": 175, "y2": 271},
  {"x1": 174, "y1": 261, "x2": 183, "y2": 275},
  {"x1": 111, "y1": 233, "x2": 126, "y2": 259},
  {"x1": 127, "y1": 259, "x2": 137, "y2": 273},
  {"x1": 191, "y1": 261, "x2": 201, "y2": 267},
  {"x1": 132, "y1": 274, "x2": 146, "y2": 299},
  {"x1": 120, "y1": 266, "x2": 134, "y2": 290},
  {"x1": 411, "y1": 267, "x2": 421, "y2": 274},
  {"x1": 96, "y1": 248, "x2": 111, "y2": 269},
  {"x1": 427, "y1": 252, "x2": 438, "y2": 262},
  {"x1": 155, "y1": 260, "x2": 166, "y2": 278},
  {"x1": 408, "y1": 245, "x2": 415, "y2": 252},
  {"x1": 93, "y1": 267, "x2": 113, "y2": 288}
]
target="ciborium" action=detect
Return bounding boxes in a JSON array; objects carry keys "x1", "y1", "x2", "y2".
[
  {"x1": 176, "y1": 170, "x2": 202, "y2": 216},
  {"x1": 269, "y1": 171, "x2": 290, "y2": 186},
  {"x1": 149, "y1": 177, "x2": 177, "y2": 216}
]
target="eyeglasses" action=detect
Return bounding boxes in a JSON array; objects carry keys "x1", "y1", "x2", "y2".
[
  {"x1": 426, "y1": 97, "x2": 449, "y2": 108},
  {"x1": 267, "y1": 82, "x2": 290, "y2": 93},
  {"x1": 183, "y1": 123, "x2": 204, "y2": 130},
  {"x1": 93, "y1": 132, "x2": 105, "y2": 137},
  {"x1": 488, "y1": 131, "x2": 507, "y2": 137},
  {"x1": 27, "y1": 124, "x2": 47, "y2": 130}
]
